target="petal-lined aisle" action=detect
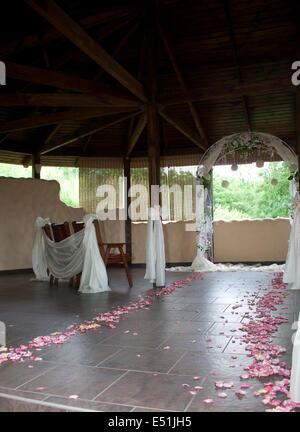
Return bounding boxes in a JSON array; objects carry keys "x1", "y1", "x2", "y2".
[{"x1": 0, "y1": 270, "x2": 299, "y2": 412}]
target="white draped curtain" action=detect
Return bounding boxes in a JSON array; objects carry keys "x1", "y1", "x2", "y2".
[{"x1": 144, "y1": 206, "x2": 166, "y2": 287}]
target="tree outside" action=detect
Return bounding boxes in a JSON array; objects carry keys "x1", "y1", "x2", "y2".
[{"x1": 213, "y1": 162, "x2": 292, "y2": 220}]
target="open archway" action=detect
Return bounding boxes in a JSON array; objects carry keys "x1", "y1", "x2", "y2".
[{"x1": 191, "y1": 132, "x2": 298, "y2": 272}]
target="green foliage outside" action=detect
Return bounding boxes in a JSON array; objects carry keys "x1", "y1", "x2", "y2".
[
  {"x1": 213, "y1": 162, "x2": 292, "y2": 220},
  {"x1": 41, "y1": 167, "x2": 79, "y2": 208},
  {"x1": 0, "y1": 163, "x2": 79, "y2": 208},
  {"x1": 0, "y1": 163, "x2": 31, "y2": 178},
  {"x1": 0, "y1": 161, "x2": 292, "y2": 218}
]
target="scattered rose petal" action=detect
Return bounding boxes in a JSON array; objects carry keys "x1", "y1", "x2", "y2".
[{"x1": 203, "y1": 399, "x2": 215, "y2": 405}]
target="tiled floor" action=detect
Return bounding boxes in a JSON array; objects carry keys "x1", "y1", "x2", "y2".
[{"x1": 0, "y1": 268, "x2": 299, "y2": 412}]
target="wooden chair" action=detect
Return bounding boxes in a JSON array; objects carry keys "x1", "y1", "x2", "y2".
[
  {"x1": 72, "y1": 219, "x2": 133, "y2": 288},
  {"x1": 51, "y1": 222, "x2": 76, "y2": 287}
]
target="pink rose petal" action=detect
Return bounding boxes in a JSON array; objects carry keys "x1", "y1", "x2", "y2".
[{"x1": 203, "y1": 399, "x2": 215, "y2": 405}]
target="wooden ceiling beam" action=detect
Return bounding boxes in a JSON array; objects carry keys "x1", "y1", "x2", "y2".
[
  {"x1": 159, "y1": 77, "x2": 292, "y2": 106},
  {"x1": 127, "y1": 31, "x2": 147, "y2": 143},
  {"x1": 5, "y1": 61, "x2": 140, "y2": 106},
  {"x1": 158, "y1": 24, "x2": 208, "y2": 148},
  {"x1": 25, "y1": 0, "x2": 147, "y2": 102},
  {"x1": 93, "y1": 15, "x2": 143, "y2": 81},
  {"x1": 158, "y1": 110, "x2": 207, "y2": 151},
  {"x1": 40, "y1": 111, "x2": 141, "y2": 155},
  {"x1": 125, "y1": 112, "x2": 147, "y2": 157},
  {"x1": 0, "y1": 93, "x2": 140, "y2": 108},
  {"x1": 52, "y1": 11, "x2": 140, "y2": 71},
  {"x1": 0, "y1": 6, "x2": 139, "y2": 56},
  {"x1": 0, "y1": 107, "x2": 139, "y2": 133}
]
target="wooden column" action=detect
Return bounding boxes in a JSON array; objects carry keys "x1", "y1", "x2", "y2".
[
  {"x1": 146, "y1": 1, "x2": 160, "y2": 207},
  {"x1": 32, "y1": 154, "x2": 41, "y2": 179},
  {"x1": 124, "y1": 157, "x2": 132, "y2": 262},
  {"x1": 147, "y1": 103, "x2": 160, "y2": 206}
]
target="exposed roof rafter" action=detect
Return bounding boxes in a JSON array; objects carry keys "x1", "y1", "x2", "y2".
[
  {"x1": 158, "y1": 23, "x2": 208, "y2": 148},
  {"x1": 24, "y1": 0, "x2": 148, "y2": 102},
  {"x1": 0, "y1": 107, "x2": 139, "y2": 133},
  {"x1": 126, "y1": 112, "x2": 147, "y2": 157},
  {"x1": 159, "y1": 78, "x2": 292, "y2": 107},
  {"x1": 0, "y1": 93, "x2": 141, "y2": 108},
  {"x1": 40, "y1": 111, "x2": 141, "y2": 155},
  {"x1": 159, "y1": 109, "x2": 207, "y2": 151},
  {"x1": 5, "y1": 61, "x2": 141, "y2": 106}
]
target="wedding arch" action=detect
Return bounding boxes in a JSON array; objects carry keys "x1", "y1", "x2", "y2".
[{"x1": 190, "y1": 131, "x2": 299, "y2": 273}]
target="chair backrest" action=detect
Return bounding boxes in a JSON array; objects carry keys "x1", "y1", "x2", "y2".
[
  {"x1": 72, "y1": 221, "x2": 84, "y2": 233},
  {"x1": 43, "y1": 224, "x2": 53, "y2": 240},
  {"x1": 51, "y1": 222, "x2": 71, "y2": 242},
  {"x1": 72, "y1": 219, "x2": 105, "y2": 258}
]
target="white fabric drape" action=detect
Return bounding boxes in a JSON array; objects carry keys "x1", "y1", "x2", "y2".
[
  {"x1": 283, "y1": 202, "x2": 300, "y2": 290},
  {"x1": 144, "y1": 206, "x2": 166, "y2": 286},
  {"x1": 168, "y1": 262, "x2": 285, "y2": 273},
  {"x1": 290, "y1": 313, "x2": 300, "y2": 403},
  {"x1": 191, "y1": 183, "x2": 217, "y2": 271},
  {"x1": 32, "y1": 217, "x2": 51, "y2": 281},
  {"x1": 32, "y1": 215, "x2": 110, "y2": 294}
]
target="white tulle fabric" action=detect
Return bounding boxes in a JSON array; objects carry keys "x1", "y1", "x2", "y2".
[
  {"x1": 290, "y1": 313, "x2": 300, "y2": 403},
  {"x1": 32, "y1": 214, "x2": 110, "y2": 294},
  {"x1": 283, "y1": 202, "x2": 300, "y2": 290},
  {"x1": 168, "y1": 263, "x2": 285, "y2": 273},
  {"x1": 144, "y1": 206, "x2": 166, "y2": 287}
]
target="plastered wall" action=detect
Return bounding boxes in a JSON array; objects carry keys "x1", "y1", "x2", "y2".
[
  {"x1": 131, "y1": 221, "x2": 197, "y2": 264},
  {"x1": 0, "y1": 177, "x2": 84, "y2": 271},
  {"x1": 213, "y1": 218, "x2": 290, "y2": 263},
  {"x1": 0, "y1": 178, "x2": 291, "y2": 270}
]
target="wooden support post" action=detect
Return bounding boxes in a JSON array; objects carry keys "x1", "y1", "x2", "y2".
[
  {"x1": 124, "y1": 157, "x2": 132, "y2": 262},
  {"x1": 32, "y1": 154, "x2": 41, "y2": 179},
  {"x1": 146, "y1": 1, "x2": 164, "y2": 288},
  {"x1": 146, "y1": 2, "x2": 160, "y2": 208},
  {"x1": 147, "y1": 103, "x2": 160, "y2": 207}
]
